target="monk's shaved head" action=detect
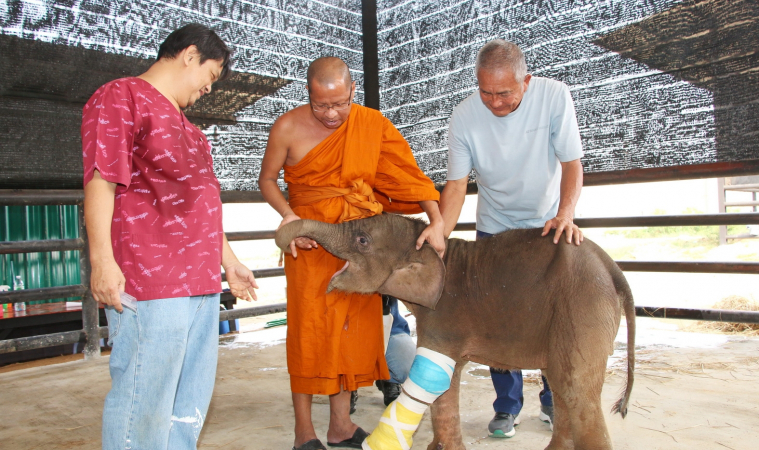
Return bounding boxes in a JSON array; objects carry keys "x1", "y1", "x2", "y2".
[{"x1": 307, "y1": 57, "x2": 352, "y2": 89}]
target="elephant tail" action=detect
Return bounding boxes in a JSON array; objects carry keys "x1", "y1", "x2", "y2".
[{"x1": 611, "y1": 266, "x2": 635, "y2": 418}]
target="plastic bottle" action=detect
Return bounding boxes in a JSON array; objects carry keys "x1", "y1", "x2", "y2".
[
  {"x1": 13, "y1": 275, "x2": 26, "y2": 312},
  {"x1": 0, "y1": 285, "x2": 9, "y2": 315}
]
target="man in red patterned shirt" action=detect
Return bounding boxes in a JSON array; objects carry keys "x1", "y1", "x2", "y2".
[{"x1": 82, "y1": 24, "x2": 258, "y2": 450}]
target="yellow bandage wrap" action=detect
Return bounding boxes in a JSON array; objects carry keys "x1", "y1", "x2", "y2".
[{"x1": 362, "y1": 393, "x2": 426, "y2": 450}]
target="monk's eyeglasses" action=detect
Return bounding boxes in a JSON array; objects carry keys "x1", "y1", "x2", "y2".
[{"x1": 310, "y1": 93, "x2": 354, "y2": 112}]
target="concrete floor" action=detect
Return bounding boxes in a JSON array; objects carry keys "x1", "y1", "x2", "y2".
[{"x1": 1, "y1": 325, "x2": 758, "y2": 450}]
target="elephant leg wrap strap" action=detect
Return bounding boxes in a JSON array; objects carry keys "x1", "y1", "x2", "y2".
[
  {"x1": 363, "y1": 348, "x2": 455, "y2": 450},
  {"x1": 403, "y1": 347, "x2": 455, "y2": 404}
]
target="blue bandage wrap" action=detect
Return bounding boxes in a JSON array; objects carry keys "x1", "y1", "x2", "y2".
[
  {"x1": 401, "y1": 347, "x2": 455, "y2": 404},
  {"x1": 408, "y1": 356, "x2": 452, "y2": 395}
]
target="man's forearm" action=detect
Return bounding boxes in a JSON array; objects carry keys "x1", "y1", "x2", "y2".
[
  {"x1": 557, "y1": 159, "x2": 583, "y2": 219},
  {"x1": 260, "y1": 178, "x2": 295, "y2": 218},
  {"x1": 221, "y1": 234, "x2": 240, "y2": 270},
  {"x1": 84, "y1": 173, "x2": 117, "y2": 264},
  {"x1": 418, "y1": 198, "x2": 447, "y2": 256},
  {"x1": 420, "y1": 200, "x2": 443, "y2": 223},
  {"x1": 439, "y1": 179, "x2": 468, "y2": 237},
  {"x1": 221, "y1": 233, "x2": 258, "y2": 301},
  {"x1": 84, "y1": 171, "x2": 126, "y2": 305}
]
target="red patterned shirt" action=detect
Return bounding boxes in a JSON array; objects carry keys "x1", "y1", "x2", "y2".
[{"x1": 82, "y1": 77, "x2": 223, "y2": 301}]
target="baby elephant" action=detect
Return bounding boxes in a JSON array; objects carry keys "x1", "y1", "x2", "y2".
[{"x1": 276, "y1": 213, "x2": 635, "y2": 450}]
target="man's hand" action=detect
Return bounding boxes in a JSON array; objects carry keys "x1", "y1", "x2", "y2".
[
  {"x1": 416, "y1": 219, "x2": 446, "y2": 258},
  {"x1": 277, "y1": 213, "x2": 318, "y2": 258},
  {"x1": 91, "y1": 258, "x2": 126, "y2": 312},
  {"x1": 542, "y1": 214, "x2": 583, "y2": 245},
  {"x1": 224, "y1": 262, "x2": 259, "y2": 301}
]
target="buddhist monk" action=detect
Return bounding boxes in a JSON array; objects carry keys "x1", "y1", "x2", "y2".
[{"x1": 259, "y1": 57, "x2": 445, "y2": 450}]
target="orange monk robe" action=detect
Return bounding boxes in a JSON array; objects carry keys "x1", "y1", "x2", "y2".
[{"x1": 283, "y1": 104, "x2": 440, "y2": 395}]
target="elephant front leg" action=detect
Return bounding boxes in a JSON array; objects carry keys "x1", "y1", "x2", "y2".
[
  {"x1": 427, "y1": 363, "x2": 466, "y2": 450},
  {"x1": 362, "y1": 348, "x2": 456, "y2": 450}
]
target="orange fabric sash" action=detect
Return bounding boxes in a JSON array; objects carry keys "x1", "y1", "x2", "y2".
[{"x1": 288, "y1": 178, "x2": 383, "y2": 222}]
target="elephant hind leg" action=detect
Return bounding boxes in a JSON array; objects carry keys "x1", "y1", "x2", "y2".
[
  {"x1": 568, "y1": 402, "x2": 612, "y2": 449},
  {"x1": 427, "y1": 362, "x2": 466, "y2": 450},
  {"x1": 543, "y1": 374, "x2": 573, "y2": 450},
  {"x1": 549, "y1": 361, "x2": 613, "y2": 450}
]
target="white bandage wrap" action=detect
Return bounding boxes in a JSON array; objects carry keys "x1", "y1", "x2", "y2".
[{"x1": 396, "y1": 391, "x2": 428, "y2": 415}]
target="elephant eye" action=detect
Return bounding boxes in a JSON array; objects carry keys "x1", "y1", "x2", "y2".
[{"x1": 357, "y1": 236, "x2": 369, "y2": 246}]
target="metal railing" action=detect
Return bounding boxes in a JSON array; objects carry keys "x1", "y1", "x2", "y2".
[
  {"x1": 718, "y1": 178, "x2": 759, "y2": 243},
  {"x1": 2, "y1": 189, "x2": 759, "y2": 358}
]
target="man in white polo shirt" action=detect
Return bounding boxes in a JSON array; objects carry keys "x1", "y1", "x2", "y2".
[{"x1": 439, "y1": 39, "x2": 584, "y2": 439}]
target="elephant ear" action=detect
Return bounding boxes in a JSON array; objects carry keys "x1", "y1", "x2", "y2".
[{"x1": 378, "y1": 244, "x2": 446, "y2": 310}]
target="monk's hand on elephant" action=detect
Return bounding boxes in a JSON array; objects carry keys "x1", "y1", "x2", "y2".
[
  {"x1": 277, "y1": 213, "x2": 318, "y2": 258},
  {"x1": 417, "y1": 219, "x2": 446, "y2": 258},
  {"x1": 542, "y1": 215, "x2": 584, "y2": 245},
  {"x1": 224, "y1": 262, "x2": 259, "y2": 301}
]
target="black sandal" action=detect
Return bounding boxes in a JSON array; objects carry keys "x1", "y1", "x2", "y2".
[
  {"x1": 293, "y1": 438, "x2": 327, "y2": 450},
  {"x1": 327, "y1": 427, "x2": 369, "y2": 449}
]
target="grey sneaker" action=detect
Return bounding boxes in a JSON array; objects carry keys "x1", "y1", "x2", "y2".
[
  {"x1": 488, "y1": 412, "x2": 520, "y2": 438},
  {"x1": 539, "y1": 404, "x2": 554, "y2": 431}
]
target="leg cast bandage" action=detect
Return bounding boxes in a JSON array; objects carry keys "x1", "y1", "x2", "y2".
[{"x1": 363, "y1": 348, "x2": 455, "y2": 450}]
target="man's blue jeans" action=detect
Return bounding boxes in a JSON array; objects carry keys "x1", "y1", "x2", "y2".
[
  {"x1": 386, "y1": 332, "x2": 416, "y2": 384},
  {"x1": 102, "y1": 294, "x2": 220, "y2": 450},
  {"x1": 476, "y1": 230, "x2": 553, "y2": 415}
]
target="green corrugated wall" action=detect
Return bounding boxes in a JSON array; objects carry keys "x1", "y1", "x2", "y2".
[{"x1": 0, "y1": 205, "x2": 81, "y2": 303}]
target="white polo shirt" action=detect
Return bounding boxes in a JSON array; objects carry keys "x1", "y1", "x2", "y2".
[{"x1": 447, "y1": 76, "x2": 583, "y2": 233}]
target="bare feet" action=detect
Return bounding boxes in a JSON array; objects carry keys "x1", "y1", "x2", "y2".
[
  {"x1": 294, "y1": 431, "x2": 321, "y2": 449},
  {"x1": 293, "y1": 392, "x2": 319, "y2": 448},
  {"x1": 326, "y1": 389, "x2": 359, "y2": 444},
  {"x1": 326, "y1": 421, "x2": 359, "y2": 444},
  {"x1": 292, "y1": 389, "x2": 361, "y2": 447}
]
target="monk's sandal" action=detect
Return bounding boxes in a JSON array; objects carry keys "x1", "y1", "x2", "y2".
[
  {"x1": 293, "y1": 439, "x2": 327, "y2": 450},
  {"x1": 327, "y1": 427, "x2": 369, "y2": 449}
]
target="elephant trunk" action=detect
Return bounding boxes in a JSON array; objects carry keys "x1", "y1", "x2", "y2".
[{"x1": 275, "y1": 219, "x2": 345, "y2": 256}]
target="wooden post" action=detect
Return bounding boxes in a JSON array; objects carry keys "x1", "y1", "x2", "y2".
[
  {"x1": 78, "y1": 203, "x2": 100, "y2": 359},
  {"x1": 718, "y1": 178, "x2": 727, "y2": 245},
  {"x1": 361, "y1": 0, "x2": 380, "y2": 110}
]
